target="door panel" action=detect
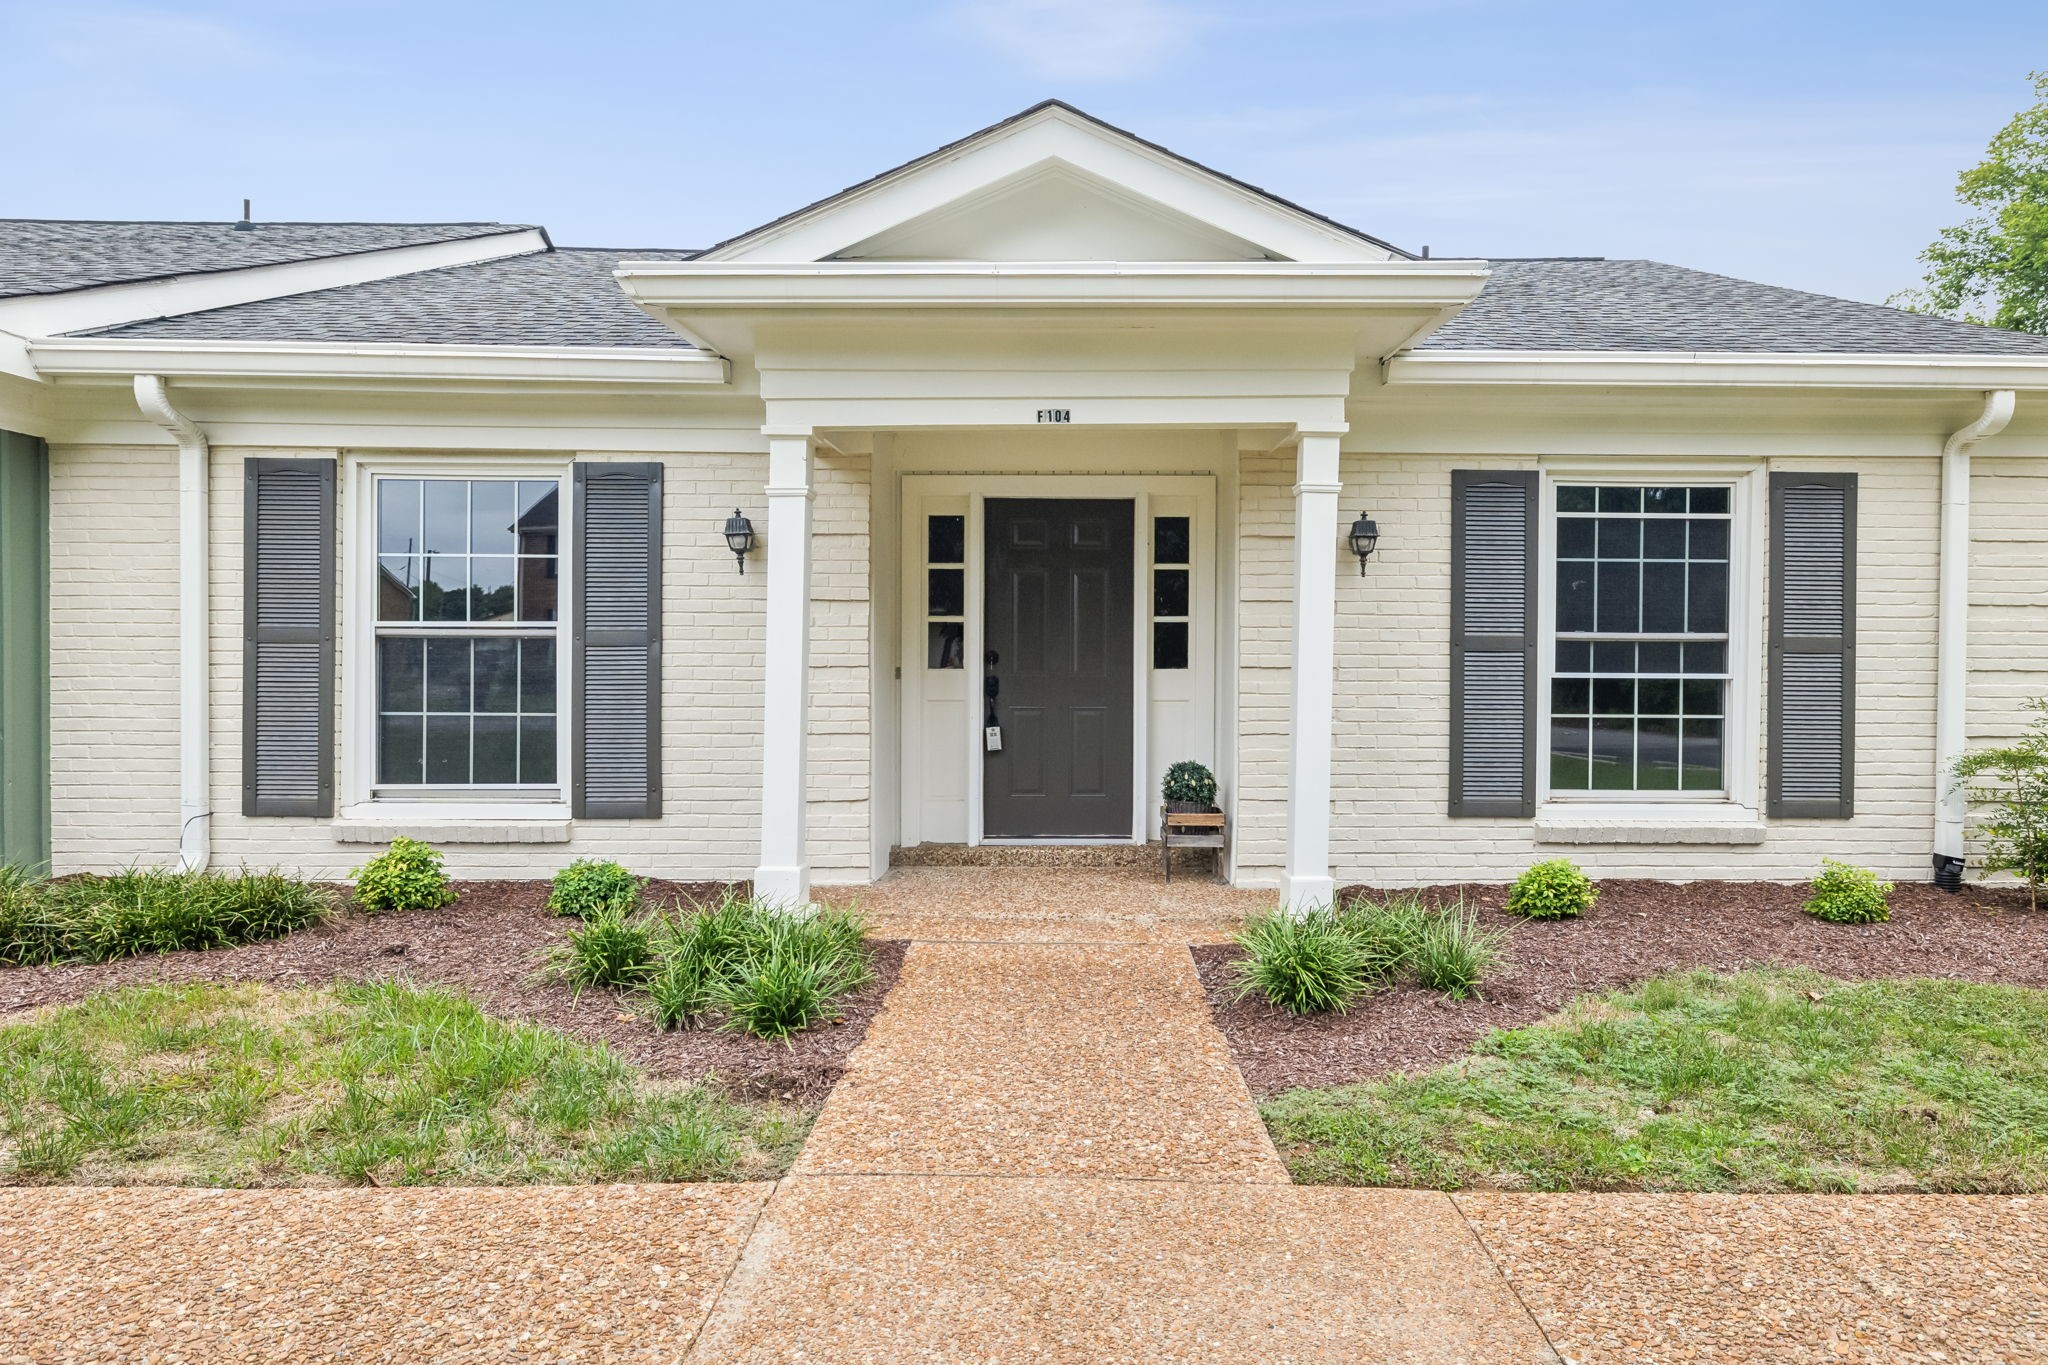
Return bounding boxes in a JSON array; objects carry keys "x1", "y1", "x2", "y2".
[{"x1": 983, "y1": 499, "x2": 1134, "y2": 838}]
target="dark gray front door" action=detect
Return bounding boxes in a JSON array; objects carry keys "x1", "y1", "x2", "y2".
[{"x1": 982, "y1": 498, "x2": 1135, "y2": 838}]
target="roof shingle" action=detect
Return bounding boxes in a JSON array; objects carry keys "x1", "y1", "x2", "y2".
[
  {"x1": 84, "y1": 248, "x2": 700, "y2": 349},
  {"x1": 1422, "y1": 258, "x2": 2048, "y2": 355},
  {"x1": 0, "y1": 219, "x2": 535, "y2": 298}
]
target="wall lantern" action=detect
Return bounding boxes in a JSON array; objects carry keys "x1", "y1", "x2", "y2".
[
  {"x1": 723, "y1": 509, "x2": 755, "y2": 574},
  {"x1": 1346, "y1": 512, "x2": 1380, "y2": 575}
]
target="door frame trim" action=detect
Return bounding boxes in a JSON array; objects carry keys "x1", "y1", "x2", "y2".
[{"x1": 899, "y1": 473, "x2": 1215, "y2": 846}]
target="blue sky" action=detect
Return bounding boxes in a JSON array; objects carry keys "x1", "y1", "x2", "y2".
[{"x1": 5, "y1": 1, "x2": 2045, "y2": 302}]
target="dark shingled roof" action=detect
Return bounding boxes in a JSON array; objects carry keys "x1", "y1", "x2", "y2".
[
  {"x1": 84, "y1": 248, "x2": 701, "y2": 349},
  {"x1": 0, "y1": 219, "x2": 538, "y2": 299},
  {"x1": 1422, "y1": 258, "x2": 2048, "y2": 355}
]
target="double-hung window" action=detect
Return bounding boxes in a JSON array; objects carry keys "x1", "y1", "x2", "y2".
[
  {"x1": 1549, "y1": 484, "x2": 1731, "y2": 796},
  {"x1": 373, "y1": 476, "x2": 563, "y2": 795}
]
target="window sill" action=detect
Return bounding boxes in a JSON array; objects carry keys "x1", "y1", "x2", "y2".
[
  {"x1": 1534, "y1": 803, "x2": 1765, "y2": 846},
  {"x1": 332, "y1": 802, "x2": 572, "y2": 845}
]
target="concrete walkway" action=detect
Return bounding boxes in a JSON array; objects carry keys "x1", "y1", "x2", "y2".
[{"x1": 4, "y1": 869, "x2": 2042, "y2": 1362}]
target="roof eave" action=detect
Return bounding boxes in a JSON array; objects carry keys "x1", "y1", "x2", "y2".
[
  {"x1": 1388, "y1": 349, "x2": 2048, "y2": 389},
  {"x1": 26, "y1": 336, "x2": 729, "y2": 390}
]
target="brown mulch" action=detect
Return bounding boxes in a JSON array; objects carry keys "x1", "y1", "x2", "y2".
[
  {"x1": 0, "y1": 880, "x2": 904, "y2": 1106},
  {"x1": 1195, "y1": 880, "x2": 2048, "y2": 1098}
]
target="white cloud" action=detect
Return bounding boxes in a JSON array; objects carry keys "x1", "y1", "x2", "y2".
[{"x1": 951, "y1": 0, "x2": 1204, "y2": 80}]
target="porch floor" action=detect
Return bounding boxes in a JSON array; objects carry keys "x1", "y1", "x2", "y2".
[{"x1": 821, "y1": 866, "x2": 1272, "y2": 945}]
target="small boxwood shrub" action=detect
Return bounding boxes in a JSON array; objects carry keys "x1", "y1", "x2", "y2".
[
  {"x1": 0, "y1": 866, "x2": 333, "y2": 966},
  {"x1": 548, "y1": 859, "x2": 643, "y2": 920},
  {"x1": 1506, "y1": 859, "x2": 1597, "y2": 920},
  {"x1": 1803, "y1": 860, "x2": 1893, "y2": 924},
  {"x1": 1162, "y1": 760, "x2": 1218, "y2": 807},
  {"x1": 350, "y1": 838, "x2": 456, "y2": 914}
]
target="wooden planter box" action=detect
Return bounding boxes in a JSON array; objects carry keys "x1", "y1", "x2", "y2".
[{"x1": 1160, "y1": 802, "x2": 1227, "y2": 882}]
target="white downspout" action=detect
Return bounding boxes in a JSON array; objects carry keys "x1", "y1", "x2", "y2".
[
  {"x1": 133, "y1": 374, "x2": 211, "y2": 874},
  {"x1": 1933, "y1": 388, "x2": 2016, "y2": 886}
]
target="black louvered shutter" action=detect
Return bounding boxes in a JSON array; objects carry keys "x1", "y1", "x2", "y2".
[
  {"x1": 242, "y1": 458, "x2": 335, "y2": 817},
  {"x1": 573, "y1": 462, "x2": 662, "y2": 819},
  {"x1": 1449, "y1": 470, "x2": 1539, "y2": 816},
  {"x1": 1769, "y1": 473, "x2": 1856, "y2": 818}
]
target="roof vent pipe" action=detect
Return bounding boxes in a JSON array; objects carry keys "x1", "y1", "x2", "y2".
[
  {"x1": 133, "y1": 375, "x2": 212, "y2": 874},
  {"x1": 235, "y1": 198, "x2": 254, "y2": 231},
  {"x1": 1933, "y1": 388, "x2": 2017, "y2": 887}
]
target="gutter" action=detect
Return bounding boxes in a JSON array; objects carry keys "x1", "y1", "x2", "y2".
[
  {"x1": 1933, "y1": 388, "x2": 2017, "y2": 888},
  {"x1": 132, "y1": 375, "x2": 211, "y2": 874}
]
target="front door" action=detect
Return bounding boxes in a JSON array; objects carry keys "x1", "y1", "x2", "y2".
[{"x1": 982, "y1": 498, "x2": 1135, "y2": 838}]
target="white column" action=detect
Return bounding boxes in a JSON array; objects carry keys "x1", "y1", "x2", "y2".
[
  {"x1": 1283, "y1": 427, "x2": 1345, "y2": 911},
  {"x1": 754, "y1": 430, "x2": 814, "y2": 906}
]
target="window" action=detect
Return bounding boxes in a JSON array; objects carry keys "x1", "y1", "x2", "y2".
[
  {"x1": 1549, "y1": 484, "x2": 1730, "y2": 795},
  {"x1": 926, "y1": 514, "x2": 966, "y2": 669},
  {"x1": 1151, "y1": 515, "x2": 1190, "y2": 670},
  {"x1": 373, "y1": 477, "x2": 561, "y2": 791}
]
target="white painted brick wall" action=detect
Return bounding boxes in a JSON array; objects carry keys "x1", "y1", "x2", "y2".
[
  {"x1": 48, "y1": 444, "x2": 183, "y2": 869},
  {"x1": 49, "y1": 443, "x2": 874, "y2": 883},
  {"x1": 1236, "y1": 450, "x2": 1974, "y2": 886},
  {"x1": 1968, "y1": 457, "x2": 2048, "y2": 747}
]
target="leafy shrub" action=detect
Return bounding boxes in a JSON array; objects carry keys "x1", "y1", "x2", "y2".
[
  {"x1": 1231, "y1": 909, "x2": 1371, "y2": 1015},
  {"x1": 554, "y1": 905, "x2": 654, "y2": 992},
  {"x1": 1409, "y1": 907, "x2": 1507, "y2": 1000},
  {"x1": 1953, "y1": 697, "x2": 2048, "y2": 910},
  {"x1": 0, "y1": 866, "x2": 332, "y2": 967},
  {"x1": 1162, "y1": 760, "x2": 1218, "y2": 807},
  {"x1": 1802, "y1": 860, "x2": 1893, "y2": 924},
  {"x1": 1506, "y1": 859, "x2": 1598, "y2": 920},
  {"x1": 350, "y1": 838, "x2": 455, "y2": 914},
  {"x1": 548, "y1": 859, "x2": 643, "y2": 920}
]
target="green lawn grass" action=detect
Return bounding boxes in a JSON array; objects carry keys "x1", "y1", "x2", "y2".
[
  {"x1": 1264, "y1": 969, "x2": 2048, "y2": 1193},
  {"x1": 0, "y1": 981, "x2": 807, "y2": 1187}
]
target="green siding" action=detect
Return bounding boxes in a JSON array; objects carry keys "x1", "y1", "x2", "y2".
[{"x1": 0, "y1": 430, "x2": 49, "y2": 873}]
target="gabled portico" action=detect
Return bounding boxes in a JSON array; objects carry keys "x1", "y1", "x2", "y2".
[{"x1": 616, "y1": 102, "x2": 1488, "y2": 909}]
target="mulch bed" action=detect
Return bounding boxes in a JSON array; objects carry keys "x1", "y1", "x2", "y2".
[
  {"x1": 0, "y1": 880, "x2": 904, "y2": 1106},
  {"x1": 1196, "y1": 880, "x2": 2048, "y2": 1098}
]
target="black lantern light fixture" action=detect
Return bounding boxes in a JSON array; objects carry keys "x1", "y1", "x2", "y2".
[
  {"x1": 723, "y1": 508, "x2": 755, "y2": 574},
  {"x1": 1346, "y1": 511, "x2": 1380, "y2": 575}
]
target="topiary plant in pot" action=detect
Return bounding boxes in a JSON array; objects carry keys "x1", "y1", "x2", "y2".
[{"x1": 1162, "y1": 760, "x2": 1219, "y2": 814}]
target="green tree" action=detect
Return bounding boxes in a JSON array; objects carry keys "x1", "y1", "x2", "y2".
[{"x1": 1892, "y1": 71, "x2": 2048, "y2": 334}]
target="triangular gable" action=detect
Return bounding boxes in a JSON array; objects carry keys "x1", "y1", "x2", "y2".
[{"x1": 697, "y1": 100, "x2": 1407, "y2": 265}]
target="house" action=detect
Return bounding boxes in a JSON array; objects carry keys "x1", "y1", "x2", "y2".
[{"x1": 1, "y1": 101, "x2": 2045, "y2": 907}]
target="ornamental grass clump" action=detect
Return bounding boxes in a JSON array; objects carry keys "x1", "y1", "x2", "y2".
[
  {"x1": 650, "y1": 896, "x2": 872, "y2": 1041},
  {"x1": 1802, "y1": 860, "x2": 1894, "y2": 924},
  {"x1": 548, "y1": 859, "x2": 643, "y2": 920},
  {"x1": 0, "y1": 865, "x2": 333, "y2": 967},
  {"x1": 350, "y1": 837, "x2": 456, "y2": 914},
  {"x1": 1506, "y1": 859, "x2": 1598, "y2": 920},
  {"x1": 1236, "y1": 893, "x2": 1509, "y2": 1015},
  {"x1": 554, "y1": 904, "x2": 655, "y2": 992},
  {"x1": 1231, "y1": 909, "x2": 1372, "y2": 1016},
  {"x1": 1409, "y1": 907, "x2": 1508, "y2": 1000}
]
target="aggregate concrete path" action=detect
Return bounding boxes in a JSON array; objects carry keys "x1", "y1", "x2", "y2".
[{"x1": 793, "y1": 940, "x2": 1289, "y2": 1182}]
